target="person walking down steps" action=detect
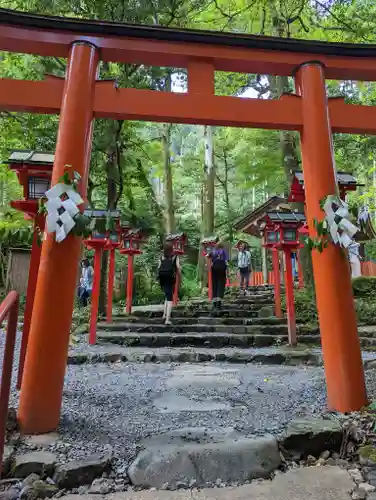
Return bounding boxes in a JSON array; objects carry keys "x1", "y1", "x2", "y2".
[
  {"x1": 158, "y1": 242, "x2": 181, "y2": 325},
  {"x1": 237, "y1": 242, "x2": 252, "y2": 295},
  {"x1": 208, "y1": 241, "x2": 228, "y2": 314}
]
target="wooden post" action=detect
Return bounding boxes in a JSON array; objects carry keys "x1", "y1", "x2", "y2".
[
  {"x1": 296, "y1": 62, "x2": 367, "y2": 412},
  {"x1": 17, "y1": 220, "x2": 42, "y2": 390},
  {"x1": 18, "y1": 42, "x2": 98, "y2": 433},
  {"x1": 106, "y1": 247, "x2": 116, "y2": 323},
  {"x1": 272, "y1": 249, "x2": 283, "y2": 318},
  {"x1": 284, "y1": 249, "x2": 297, "y2": 346},
  {"x1": 262, "y1": 238, "x2": 268, "y2": 284},
  {"x1": 126, "y1": 254, "x2": 134, "y2": 314},
  {"x1": 297, "y1": 250, "x2": 304, "y2": 288},
  {"x1": 89, "y1": 247, "x2": 102, "y2": 345}
]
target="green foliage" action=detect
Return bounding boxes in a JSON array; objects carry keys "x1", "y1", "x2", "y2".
[
  {"x1": 0, "y1": 225, "x2": 33, "y2": 248},
  {"x1": 3, "y1": 0, "x2": 376, "y2": 304},
  {"x1": 287, "y1": 288, "x2": 318, "y2": 325},
  {"x1": 356, "y1": 298, "x2": 376, "y2": 326},
  {"x1": 352, "y1": 276, "x2": 376, "y2": 298},
  {"x1": 291, "y1": 282, "x2": 376, "y2": 326}
]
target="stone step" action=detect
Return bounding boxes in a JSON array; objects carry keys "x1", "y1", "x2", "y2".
[
  {"x1": 99, "y1": 316, "x2": 286, "y2": 326},
  {"x1": 298, "y1": 325, "x2": 376, "y2": 339},
  {"x1": 96, "y1": 331, "x2": 322, "y2": 348},
  {"x1": 67, "y1": 345, "x2": 322, "y2": 366},
  {"x1": 189, "y1": 297, "x2": 274, "y2": 306},
  {"x1": 130, "y1": 306, "x2": 273, "y2": 318},
  {"x1": 97, "y1": 323, "x2": 290, "y2": 334}
]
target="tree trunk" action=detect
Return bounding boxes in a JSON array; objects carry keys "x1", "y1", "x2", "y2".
[
  {"x1": 162, "y1": 123, "x2": 176, "y2": 233},
  {"x1": 99, "y1": 121, "x2": 124, "y2": 314},
  {"x1": 203, "y1": 125, "x2": 215, "y2": 236},
  {"x1": 198, "y1": 126, "x2": 215, "y2": 289},
  {"x1": 269, "y1": 70, "x2": 314, "y2": 286}
]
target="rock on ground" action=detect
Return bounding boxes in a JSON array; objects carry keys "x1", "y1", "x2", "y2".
[
  {"x1": 11, "y1": 452, "x2": 57, "y2": 478},
  {"x1": 24, "y1": 434, "x2": 60, "y2": 449},
  {"x1": 280, "y1": 417, "x2": 342, "y2": 459},
  {"x1": 19, "y1": 479, "x2": 58, "y2": 500},
  {"x1": 53, "y1": 455, "x2": 111, "y2": 489},
  {"x1": 56, "y1": 465, "x2": 355, "y2": 499},
  {"x1": 128, "y1": 435, "x2": 281, "y2": 488}
]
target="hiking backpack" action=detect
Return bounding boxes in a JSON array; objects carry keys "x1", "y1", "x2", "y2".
[
  {"x1": 212, "y1": 249, "x2": 227, "y2": 271},
  {"x1": 158, "y1": 256, "x2": 177, "y2": 279}
]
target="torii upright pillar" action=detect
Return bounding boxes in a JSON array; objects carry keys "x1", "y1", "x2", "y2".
[
  {"x1": 18, "y1": 42, "x2": 99, "y2": 433},
  {"x1": 296, "y1": 62, "x2": 367, "y2": 412}
]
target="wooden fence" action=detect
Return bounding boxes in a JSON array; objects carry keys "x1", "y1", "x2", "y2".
[
  {"x1": 226, "y1": 261, "x2": 376, "y2": 287},
  {"x1": 361, "y1": 261, "x2": 376, "y2": 277}
]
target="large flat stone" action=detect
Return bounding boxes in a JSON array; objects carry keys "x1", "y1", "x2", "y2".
[
  {"x1": 153, "y1": 393, "x2": 232, "y2": 413},
  {"x1": 141, "y1": 427, "x2": 242, "y2": 447},
  {"x1": 53, "y1": 454, "x2": 111, "y2": 489},
  {"x1": 24, "y1": 433, "x2": 60, "y2": 449},
  {"x1": 56, "y1": 465, "x2": 355, "y2": 499},
  {"x1": 11, "y1": 451, "x2": 57, "y2": 478},
  {"x1": 128, "y1": 436, "x2": 281, "y2": 488},
  {"x1": 194, "y1": 465, "x2": 354, "y2": 499},
  {"x1": 280, "y1": 417, "x2": 343, "y2": 459},
  {"x1": 166, "y1": 365, "x2": 241, "y2": 389}
]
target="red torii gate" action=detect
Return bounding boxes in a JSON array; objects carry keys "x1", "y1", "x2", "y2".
[{"x1": 0, "y1": 8, "x2": 371, "y2": 433}]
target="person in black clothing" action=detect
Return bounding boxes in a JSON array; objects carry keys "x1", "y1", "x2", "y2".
[
  {"x1": 208, "y1": 241, "x2": 229, "y2": 313},
  {"x1": 158, "y1": 242, "x2": 181, "y2": 325}
]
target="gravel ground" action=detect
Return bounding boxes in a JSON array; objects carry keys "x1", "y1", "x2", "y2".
[
  {"x1": 4, "y1": 328, "x2": 376, "y2": 474},
  {"x1": 49, "y1": 362, "x2": 328, "y2": 469}
]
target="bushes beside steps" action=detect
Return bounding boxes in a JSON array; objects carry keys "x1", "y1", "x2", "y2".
[{"x1": 289, "y1": 277, "x2": 376, "y2": 326}]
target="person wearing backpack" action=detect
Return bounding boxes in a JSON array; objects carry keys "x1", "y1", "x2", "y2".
[
  {"x1": 237, "y1": 242, "x2": 252, "y2": 295},
  {"x1": 158, "y1": 242, "x2": 181, "y2": 325},
  {"x1": 208, "y1": 241, "x2": 228, "y2": 312}
]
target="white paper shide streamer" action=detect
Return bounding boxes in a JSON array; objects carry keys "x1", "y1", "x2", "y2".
[
  {"x1": 45, "y1": 183, "x2": 84, "y2": 243},
  {"x1": 323, "y1": 195, "x2": 359, "y2": 249}
]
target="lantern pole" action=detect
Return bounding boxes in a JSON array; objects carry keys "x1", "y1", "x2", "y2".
[
  {"x1": 173, "y1": 272, "x2": 180, "y2": 306},
  {"x1": 106, "y1": 245, "x2": 116, "y2": 323},
  {"x1": 17, "y1": 215, "x2": 43, "y2": 389},
  {"x1": 126, "y1": 253, "x2": 134, "y2": 314},
  {"x1": 89, "y1": 245, "x2": 102, "y2": 345},
  {"x1": 283, "y1": 248, "x2": 297, "y2": 346},
  {"x1": 207, "y1": 256, "x2": 213, "y2": 301},
  {"x1": 272, "y1": 248, "x2": 282, "y2": 318},
  {"x1": 297, "y1": 250, "x2": 304, "y2": 288}
]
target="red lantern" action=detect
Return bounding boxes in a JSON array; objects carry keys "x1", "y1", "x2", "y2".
[
  {"x1": 288, "y1": 171, "x2": 362, "y2": 203},
  {"x1": 166, "y1": 232, "x2": 187, "y2": 255},
  {"x1": 83, "y1": 210, "x2": 121, "y2": 345},
  {"x1": 120, "y1": 228, "x2": 144, "y2": 256},
  {"x1": 5, "y1": 150, "x2": 54, "y2": 389},
  {"x1": 261, "y1": 211, "x2": 306, "y2": 348},
  {"x1": 261, "y1": 212, "x2": 305, "y2": 251},
  {"x1": 83, "y1": 209, "x2": 121, "y2": 247},
  {"x1": 201, "y1": 236, "x2": 218, "y2": 256},
  {"x1": 6, "y1": 150, "x2": 53, "y2": 218}
]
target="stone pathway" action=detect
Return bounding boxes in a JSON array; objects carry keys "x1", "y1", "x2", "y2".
[
  {"x1": 59, "y1": 466, "x2": 356, "y2": 499},
  {"x1": 79, "y1": 288, "x2": 376, "y2": 365},
  {"x1": 5, "y1": 286, "x2": 376, "y2": 498}
]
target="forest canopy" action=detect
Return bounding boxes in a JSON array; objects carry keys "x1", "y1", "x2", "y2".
[{"x1": 1, "y1": 0, "x2": 376, "y2": 305}]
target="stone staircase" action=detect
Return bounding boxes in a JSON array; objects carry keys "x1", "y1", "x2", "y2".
[{"x1": 68, "y1": 285, "x2": 376, "y2": 366}]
